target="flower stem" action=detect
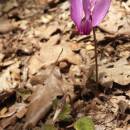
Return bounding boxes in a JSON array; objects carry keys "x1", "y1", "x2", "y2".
[{"x1": 92, "y1": 27, "x2": 98, "y2": 85}]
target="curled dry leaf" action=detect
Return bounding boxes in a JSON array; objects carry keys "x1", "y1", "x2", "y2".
[
  {"x1": 14, "y1": 103, "x2": 28, "y2": 119},
  {"x1": 0, "y1": 115, "x2": 17, "y2": 129},
  {"x1": 0, "y1": 103, "x2": 27, "y2": 129},
  {"x1": 0, "y1": 108, "x2": 16, "y2": 119},
  {"x1": 0, "y1": 61, "x2": 21, "y2": 92},
  {"x1": 0, "y1": 103, "x2": 27, "y2": 119}
]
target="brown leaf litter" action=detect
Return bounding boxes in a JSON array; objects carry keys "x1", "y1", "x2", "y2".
[
  {"x1": 29, "y1": 42, "x2": 82, "y2": 74},
  {"x1": 99, "y1": 57, "x2": 130, "y2": 87},
  {"x1": 0, "y1": 0, "x2": 130, "y2": 130},
  {"x1": 24, "y1": 66, "x2": 74, "y2": 129}
]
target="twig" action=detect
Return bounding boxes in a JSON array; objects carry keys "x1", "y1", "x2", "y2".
[{"x1": 50, "y1": 48, "x2": 63, "y2": 74}]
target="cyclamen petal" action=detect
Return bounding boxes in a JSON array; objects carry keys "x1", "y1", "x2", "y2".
[
  {"x1": 90, "y1": 0, "x2": 96, "y2": 12},
  {"x1": 92, "y1": 0, "x2": 111, "y2": 26},
  {"x1": 70, "y1": 0, "x2": 111, "y2": 35},
  {"x1": 70, "y1": 0, "x2": 83, "y2": 33},
  {"x1": 81, "y1": 0, "x2": 92, "y2": 35},
  {"x1": 80, "y1": 17, "x2": 92, "y2": 35},
  {"x1": 83, "y1": 0, "x2": 91, "y2": 20}
]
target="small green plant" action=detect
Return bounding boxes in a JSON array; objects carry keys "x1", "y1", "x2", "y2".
[{"x1": 74, "y1": 116, "x2": 95, "y2": 130}]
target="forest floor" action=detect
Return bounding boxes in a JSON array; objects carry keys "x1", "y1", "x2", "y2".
[{"x1": 0, "y1": 0, "x2": 130, "y2": 130}]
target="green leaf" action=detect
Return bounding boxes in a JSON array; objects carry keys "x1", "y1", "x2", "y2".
[
  {"x1": 58, "y1": 103, "x2": 72, "y2": 122},
  {"x1": 42, "y1": 124, "x2": 57, "y2": 130},
  {"x1": 74, "y1": 116, "x2": 95, "y2": 130}
]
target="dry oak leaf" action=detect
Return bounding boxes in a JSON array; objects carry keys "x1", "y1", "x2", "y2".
[{"x1": 29, "y1": 42, "x2": 82, "y2": 74}]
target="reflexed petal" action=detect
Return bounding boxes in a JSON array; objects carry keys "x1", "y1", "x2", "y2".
[
  {"x1": 70, "y1": 0, "x2": 83, "y2": 30},
  {"x1": 92, "y1": 0, "x2": 111, "y2": 26}
]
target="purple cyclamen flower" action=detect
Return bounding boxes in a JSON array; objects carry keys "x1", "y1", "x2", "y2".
[{"x1": 70, "y1": 0, "x2": 111, "y2": 35}]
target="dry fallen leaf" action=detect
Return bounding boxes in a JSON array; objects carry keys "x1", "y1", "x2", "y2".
[
  {"x1": 0, "y1": 19, "x2": 19, "y2": 34},
  {"x1": 35, "y1": 0, "x2": 58, "y2": 6},
  {"x1": 0, "y1": 0, "x2": 18, "y2": 13},
  {"x1": 99, "y1": 57, "x2": 130, "y2": 87},
  {"x1": 0, "y1": 115, "x2": 17, "y2": 129},
  {"x1": 0, "y1": 108, "x2": 16, "y2": 119},
  {"x1": 100, "y1": 0, "x2": 130, "y2": 34},
  {"x1": 115, "y1": 128, "x2": 127, "y2": 130},
  {"x1": 0, "y1": 61, "x2": 21, "y2": 92},
  {"x1": 34, "y1": 23, "x2": 60, "y2": 39},
  {"x1": 29, "y1": 42, "x2": 82, "y2": 74},
  {"x1": 24, "y1": 66, "x2": 73, "y2": 129},
  {"x1": 0, "y1": 103, "x2": 27, "y2": 129}
]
